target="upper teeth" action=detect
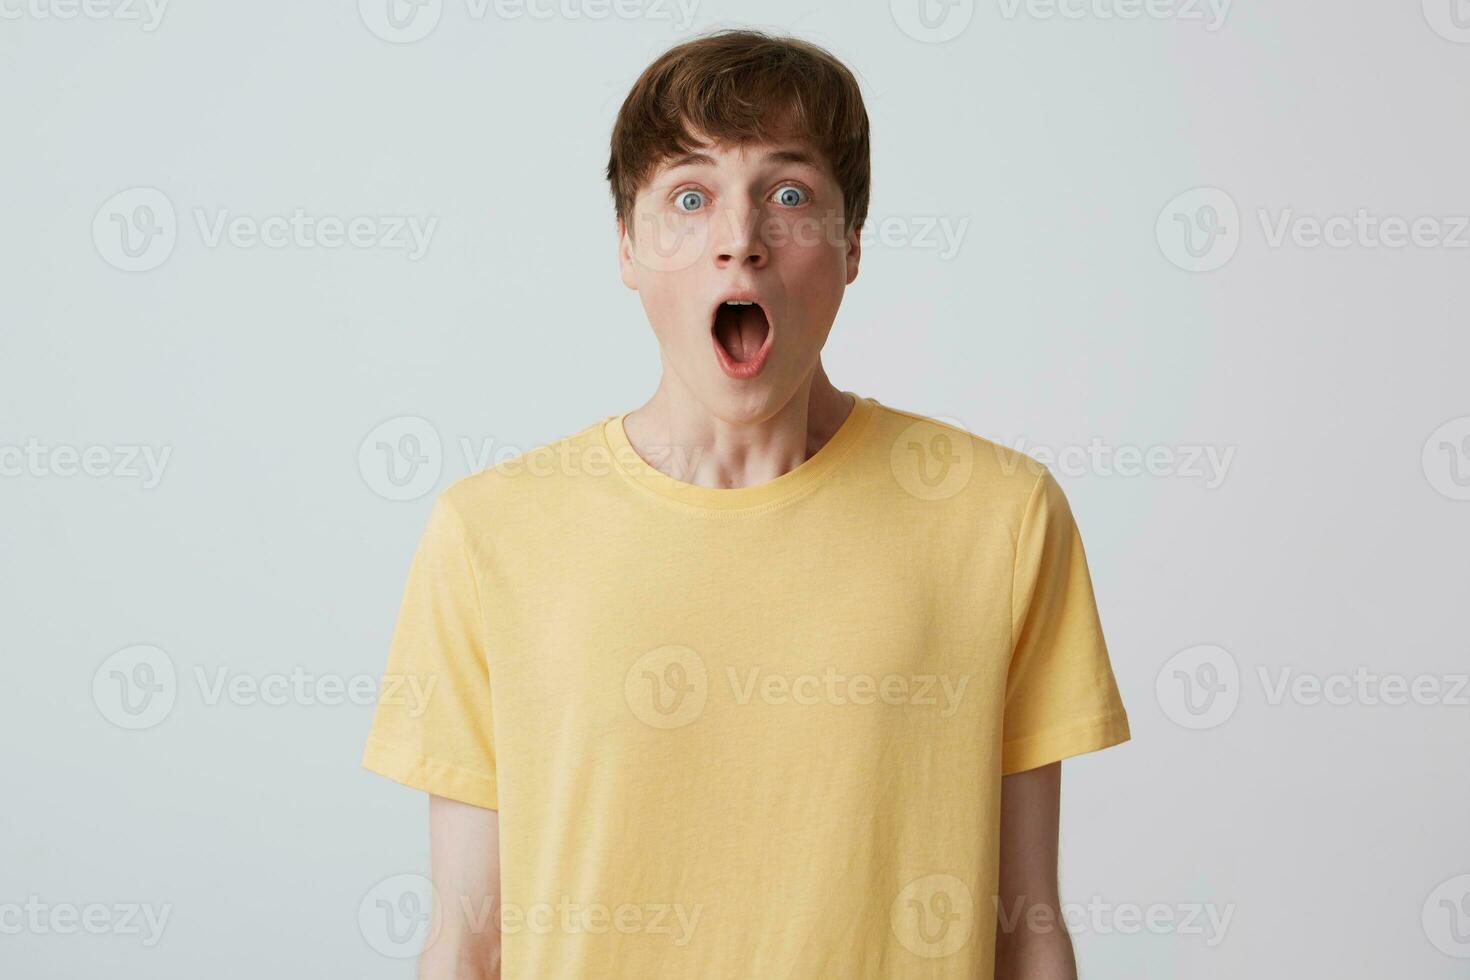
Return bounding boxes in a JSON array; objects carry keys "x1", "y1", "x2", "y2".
[{"x1": 724, "y1": 300, "x2": 755, "y2": 306}]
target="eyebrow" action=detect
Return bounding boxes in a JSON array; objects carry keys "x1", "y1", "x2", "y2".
[{"x1": 662, "y1": 147, "x2": 820, "y2": 172}]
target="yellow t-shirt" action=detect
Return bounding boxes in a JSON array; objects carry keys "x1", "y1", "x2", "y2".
[{"x1": 362, "y1": 391, "x2": 1130, "y2": 978}]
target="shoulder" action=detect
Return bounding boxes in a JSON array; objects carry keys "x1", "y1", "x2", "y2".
[
  {"x1": 864, "y1": 396, "x2": 1053, "y2": 514},
  {"x1": 432, "y1": 415, "x2": 614, "y2": 532}
]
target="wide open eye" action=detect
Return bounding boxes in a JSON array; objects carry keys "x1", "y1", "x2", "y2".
[
  {"x1": 772, "y1": 185, "x2": 808, "y2": 207},
  {"x1": 674, "y1": 189, "x2": 706, "y2": 213}
]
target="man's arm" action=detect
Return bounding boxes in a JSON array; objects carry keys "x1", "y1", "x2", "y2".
[
  {"x1": 994, "y1": 762, "x2": 1077, "y2": 980},
  {"x1": 422, "y1": 795, "x2": 502, "y2": 980}
]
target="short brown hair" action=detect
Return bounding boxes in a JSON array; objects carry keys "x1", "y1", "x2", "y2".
[{"x1": 606, "y1": 29, "x2": 871, "y2": 237}]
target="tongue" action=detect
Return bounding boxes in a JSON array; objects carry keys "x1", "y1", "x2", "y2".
[{"x1": 714, "y1": 304, "x2": 769, "y2": 362}]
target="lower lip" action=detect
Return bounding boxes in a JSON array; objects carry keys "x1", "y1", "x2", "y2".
[{"x1": 711, "y1": 312, "x2": 774, "y2": 380}]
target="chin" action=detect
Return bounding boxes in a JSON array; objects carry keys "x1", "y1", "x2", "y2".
[{"x1": 702, "y1": 371, "x2": 805, "y2": 426}]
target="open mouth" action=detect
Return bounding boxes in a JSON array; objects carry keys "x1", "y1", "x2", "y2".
[{"x1": 710, "y1": 299, "x2": 773, "y2": 378}]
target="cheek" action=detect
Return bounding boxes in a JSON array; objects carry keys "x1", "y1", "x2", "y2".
[
  {"x1": 769, "y1": 211, "x2": 846, "y2": 271},
  {"x1": 637, "y1": 271, "x2": 704, "y2": 349},
  {"x1": 772, "y1": 227, "x2": 847, "y2": 304},
  {"x1": 630, "y1": 209, "x2": 711, "y2": 276}
]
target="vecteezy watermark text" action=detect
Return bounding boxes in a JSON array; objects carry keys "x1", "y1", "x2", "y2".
[
  {"x1": 0, "y1": 897, "x2": 172, "y2": 947},
  {"x1": 358, "y1": 415, "x2": 717, "y2": 502},
  {"x1": 192, "y1": 208, "x2": 436, "y2": 259},
  {"x1": 94, "y1": 187, "x2": 437, "y2": 272},
  {"x1": 1158, "y1": 187, "x2": 1470, "y2": 272},
  {"x1": 624, "y1": 645, "x2": 975, "y2": 730},
  {"x1": 0, "y1": 439, "x2": 171, "y2": 488},
  {"x1": 1258, "y1": 208, "x2": 1470, "y2": 250},
  {"x1": 995, "y1": 895, "x2": 1234, "y2": 946},
  {"x1": 358, "y1": 873, "x2": 703, "y2": 958},
  {"x1": 726, "y1": 666, "x2": 970, "y2": 717},
  {"x1": 357, "y1": 0, "x2": 699, "y2": 43},
  {"x1": 92, "y1": 644, "x2": 438, "y2": 730},
  {"x1": 1002, "y1": 437, "x2": 1236, "y2": 488},
  {"x1": 1157, "y1": 644, "x2": 1470, "y2": 730},
  {"x1": 0, "y1": 0, "x2": 168, "y2": 29},
  {"x1": 996, "y1": 0, "x2": 1230, "y2": 30}
]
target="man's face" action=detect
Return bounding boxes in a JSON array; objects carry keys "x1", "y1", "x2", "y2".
[{"x1": 618, "y1": 134, "x2": 861, "y2": 423}]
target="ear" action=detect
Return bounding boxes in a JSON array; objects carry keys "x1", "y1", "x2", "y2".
[
  {"x1": 844, "y1": 220, "x2": 862, "y2": 285},
  {"x1": 617, "y1": 216, "x2": 639, "y2": 290}
]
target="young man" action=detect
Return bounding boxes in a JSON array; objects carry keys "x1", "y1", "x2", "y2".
[{"x1": 363, "y1": 29, "x2": 1130, "y2": 980}]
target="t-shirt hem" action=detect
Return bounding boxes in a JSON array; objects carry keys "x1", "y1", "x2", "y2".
[
  {"x1": 361, "y1": 735, "x2": 499, "y2": 810},
  {"x1": 1000, "y1": 710, "x2": 1131, "y2": 775}
]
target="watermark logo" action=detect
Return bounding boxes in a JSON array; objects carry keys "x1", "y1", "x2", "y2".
[
  {"x1": 193, "y1": 666, "x2": 437, "y2": 714},
  {"x1": 476, "y1": 0, "x2": 698, "y2": 28},
  {"x1": 359, "y1": 873, "x2": 441, "y2": 958},
  {"x1": 94, "y1": 189, "x2": 437, "y2": 271},
  {"x1": 359, "y1": 0, "x2": 697, "y2": 41},
  {"x1": 726, "y1": 667, "x2": 971, "y2": 717},
  {"x1": 1423, "y1": 874, "x2": 1470, "y2": 957},
  {"x1": 859, "y1": 214, "x2": 970, "y2": 259},
  {"x1": 1160, "y1": 191, "x2": 1470, "y2": 270},
  {"x1": 92, "y1": 644, "x2": 177, "y2": 730},
  {"x1": 191, "y1": 208, "x2": 436, "y2": 258},
  {"x1": 624, "y1": 645, "x2": 708, "y2": 729},
  {"x1": 626, "y1": 650, "x2": 970, "y2": 726},
  {"x1": 891, "y1": 873, "x2": 974, "y2": 958},
  {"x1": 357, "y1": 417, "x2": 717, "y2": 500},
  {"x1": 1422, "y1": 416, "x2": 1470, "y2": 501},
  {"x1": 1157, "y1": 187, "x2": 1239, "y2": 272},
  {"x1": 627, "y1": 209, "x2": 713, "y2": 275},
  {"x1": 890, "y1": 417, "x2": 975, "y2": 501},
  {"x1": 94, "y1": 646, "x2": 436, "y2": 727},
  {"x1": 1423, "y1": 0, "x2": 1470, "y2": 43},
  {"x1": 1155, "y1": 643, "x2": 1239, "y2": 729},
  {"x1": 359, "y1": 416, "x2": 443, "y2": 501},
  {"x1": 500, "y1": 897, "x2": 702, "y2": 943},
  {"x1": 995, "y1": 0, "x2": 1231, "y2": 30},
  {"x1": 891, "y1": 0, "x2": 975, "y2": 42},
  {"x1": 93, "y1": 187, "x2": 177, "y2": 273},
  {"x1": 1003, "y1": 436, "x2": 1234, "y2": 488},
  {"x1": 1158, "y1": 647, "x2": 1463, "y2": 725},
  {"x1": 995, "y1": 895, "x2": 1234, "y2": 946},
  {"x1": 359, "y1": 0, "x2": 443, "y2": 42}
]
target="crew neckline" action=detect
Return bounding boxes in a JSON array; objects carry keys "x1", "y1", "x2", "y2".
[{"x1": 600, "y1": 391, "x2": 879, "y2": 513}]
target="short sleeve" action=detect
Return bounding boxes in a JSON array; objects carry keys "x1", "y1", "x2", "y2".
[
  {"x1": 1001, "y1": 466, "x2": 1130, "y2": 775},
  {"x1": 361, "y1": 494, "x2": 498, "y2": 809}
]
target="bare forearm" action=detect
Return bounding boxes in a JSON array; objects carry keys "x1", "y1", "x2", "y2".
[
  {"x1": 418, "y1": 925, "x2": 500, "y2": 980},
  {"x1": 995, "y1": 905, "x2": 1077, "y2": 980},
  {"x1": 422, "y1": 795, "x2": 502, "y2": 980},
  {"x1": 995, "y1": 764, "x2": 1076, "y2": 980}
]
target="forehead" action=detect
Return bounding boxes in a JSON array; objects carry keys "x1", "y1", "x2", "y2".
[{"x1": 650, "y1": 137, "x2": 830, "y2": 182}]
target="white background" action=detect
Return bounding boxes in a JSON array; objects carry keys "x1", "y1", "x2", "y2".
[{"x1": 2, "y1": 0, "x2": 1468, "y2": 976}]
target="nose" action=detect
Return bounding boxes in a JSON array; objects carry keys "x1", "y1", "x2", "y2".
[{"x1": 711, "y1": 204, "x2": 768, "y2": 269}]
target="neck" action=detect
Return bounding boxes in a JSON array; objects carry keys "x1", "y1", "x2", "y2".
[{"x1": 623, "y1": 364, "x2": 855, "y2": 490}]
